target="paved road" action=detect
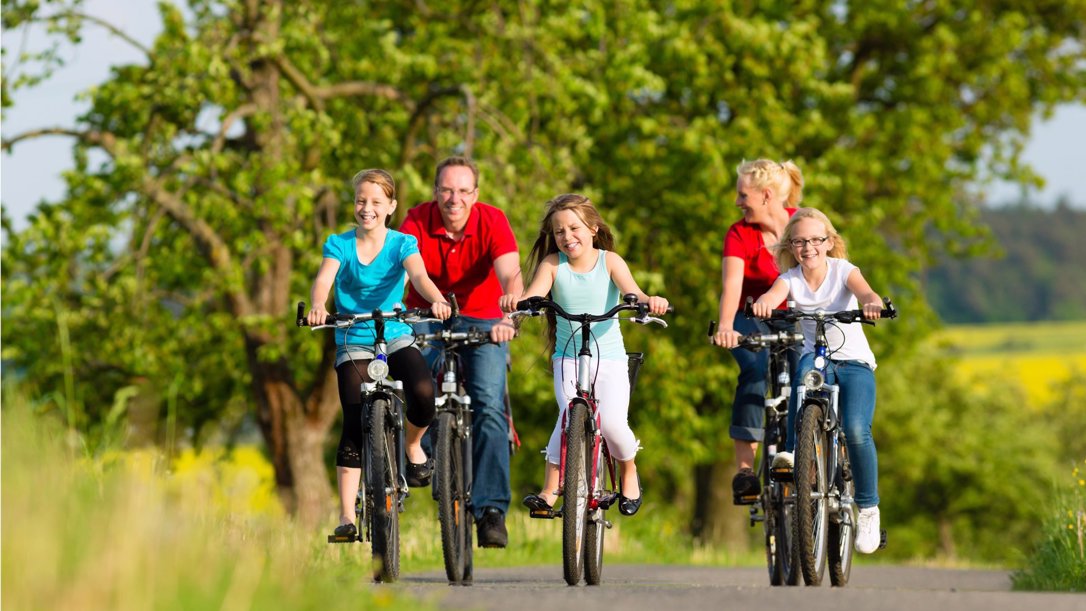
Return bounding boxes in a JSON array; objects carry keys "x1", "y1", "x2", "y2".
[{"x1": 396, "y1": 565, "x2": 1084, "y2": 611}]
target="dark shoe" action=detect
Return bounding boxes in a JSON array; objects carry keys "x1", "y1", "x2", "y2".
[
  {"x1": 476, "y1": 507, "x2": 508, "y2": 548},
  {"x1": 618, "y1": 475, "x2": 643, "y2": 516},
  {"x1": 522, "y1": 494, "x2": 557, "y2": 519},
  {"x1": 732, "y1": 468, "x2": 760, "y2": 505},
  {"x1": 405, "y1": 458, "x2": 434, "y2": 488},
  {"x1": 333, "y1": 522, "x2": 357, "y2": 538}
]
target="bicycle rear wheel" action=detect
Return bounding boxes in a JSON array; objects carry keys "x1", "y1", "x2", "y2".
[
  {"x1": 562, "y1": 401, "x2": 590, "y2": 586},
  {"x1": 794, "y1": 403, "x2": 828, "y2": 586},
  {"x1": 367, "y1": 398, "x2": 400, "y2": 583},
  {"x1": 583, "y1": 444, "x2": 607, "y2": 585},
  {"x1": 828, "y1": 442, "x2": 855, "y2": 586},
  {"x1": 436, "y1": 411, "x2": 473, "y2": 583},
  {"x1": 767, "y1": 480, "x2": 800, "y2": 585}
]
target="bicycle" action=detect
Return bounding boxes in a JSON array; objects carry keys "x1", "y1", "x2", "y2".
[
  {"x1": 756, "y1": 298, "x2": 897, "y2": 586},
  {"x1": 709, "y1": 312, "x2": 804, "y2": 586},
  {"x1": 510, "y1": 293, "x2": 669, "y2": 586},
  {"x1": 413, "y1": 318, "x2": 493, "y2": 584},
  {"x1": 296, "y1": 301, "x2": 439, "y2": 583}
]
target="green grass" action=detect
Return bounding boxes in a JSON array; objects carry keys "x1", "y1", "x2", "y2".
[
  {"x1": 1011, "y1": 460, "x2": 1086, "y2": 592},
  {"x1": 938, "y1": 320, "x2": 1086, "y2": 356}
]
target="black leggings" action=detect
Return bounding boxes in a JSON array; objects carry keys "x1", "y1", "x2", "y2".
[{"x1": 335, "y1": 347, "x2": 436, "y2": 469}]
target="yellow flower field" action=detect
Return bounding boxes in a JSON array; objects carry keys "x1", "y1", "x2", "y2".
[{"x1": 936, "y1": 320, "x2": 1086, "y2": 406}]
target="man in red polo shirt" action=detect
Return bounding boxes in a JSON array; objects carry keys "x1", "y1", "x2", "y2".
[{"x1": 400, "y1": 156, "x2": 523, "y2": 548}]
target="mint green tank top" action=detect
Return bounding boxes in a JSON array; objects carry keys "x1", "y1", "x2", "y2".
[{"x1": 552, "y1": 250, "x2": 626, "y2": 361}]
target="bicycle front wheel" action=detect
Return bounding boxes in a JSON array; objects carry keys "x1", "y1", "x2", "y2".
[
  {"x1": 562, "y1": 401, "x2": 590, "y2": 586},
  {"x1": 367, "y1": 398, "x2": 400, "y2": 583},
  {"x1": 583, "y1": 444, "x2": 607, "y2": 585},
  {"x1": 794, "y1": 403, "x2": 828, "y2": 585},
  {"x1": 828, "y1": 441, "x2": 855, "y2": 586},
  {"x1": 768, "y1": 479, "x2": 800, "y2": 585},
  {"x1": 435, "y1": 411, "x2": 472, "y2": 583}
]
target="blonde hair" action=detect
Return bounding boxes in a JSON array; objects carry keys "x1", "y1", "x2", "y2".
[
  {"x1": 350, "y1": 169, "x2": 397, "y2": 226},
  {"x1": 771, "y1": 207, "x2": 848, "y2": 270},
  {"x1": 526, "y1": 194, "x2": 616, "y2": 352},
  {"x1": 736, "y1": 159, "x2": 805, "y2": 206}
]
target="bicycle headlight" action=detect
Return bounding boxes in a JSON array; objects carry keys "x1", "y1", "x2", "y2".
[
  {"x1": 367, "y1": 357, "x2": 390, "y2": 381},
  {"x1": 803, "y1": 369, "x2": 825, "y2": 391}
]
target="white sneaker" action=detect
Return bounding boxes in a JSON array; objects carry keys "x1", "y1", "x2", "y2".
[
  {"x1": 855, "y1": 506, "x2": 881, "y2": 554},
  {"x1": 771, "y1": 451, "x2": 794, "y2": 471}
]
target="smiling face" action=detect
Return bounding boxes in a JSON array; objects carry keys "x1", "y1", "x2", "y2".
[
  {"x1": 788, "y1": 216, "x2": 833, "y2": 272},
  {"x1": 354, "y1": 181, "x2": 396, "y2": 229},
  {"x1": 433, "y1": 165, "x2": 478, "y2": 232},
  {"x1": 735, "y1": 174, "x2": 772, "y2": 225},
  {"x1": 551, "y1": 208, "x2": 598, "y2": 261}
]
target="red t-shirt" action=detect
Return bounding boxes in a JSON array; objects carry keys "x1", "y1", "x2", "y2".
[
  {"x1": 399, "y1": 200, "x2": 519, "y2": 319},
  {"x1": 722, "y1": 208, "x2": 798, "y2": 312}
]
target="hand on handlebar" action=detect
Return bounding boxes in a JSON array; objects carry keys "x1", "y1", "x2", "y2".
[
  {"x1": 750, "y1": 300, "x2": 774, "y2": 319},
  {"x1": 862, "y1": 301, "x2": 882, "y2": 321},
  {"x1": 490, "y1": 318, "x2": 517, "y2": 343},
  {"x1": 645, "y1": 295, "x2": 669, "y2": 315},
  {"x1": 307, "y1": 304, "x2": 330, "y2": 327},
  {"x1": 430, "y1": 301, "x2": 453, "y2": 321},
  {"x1": 499, "y1": 292, "x2": 520, "y2": 314},
  {"x1": 712, "y1": 327, "x2": 743, "y2": 349}
]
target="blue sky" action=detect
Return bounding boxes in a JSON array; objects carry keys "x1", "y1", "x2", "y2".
[{"x1": 2, "y1": 0, "x2": 1084, "y2": 232}]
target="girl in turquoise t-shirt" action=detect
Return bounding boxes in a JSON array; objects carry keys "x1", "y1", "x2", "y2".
[
  {"x1": 501, "y1": 194, "x2": 668, "y2": 517},
  {"x1": 307, "y1": 169, "x2": 451, "y2": 538}
]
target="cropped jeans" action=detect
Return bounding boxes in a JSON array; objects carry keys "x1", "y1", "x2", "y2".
[
  {"x1": 788, "y1": 354, "x2": 880, "y2": 508},
  {"x1": 416, "y1": 316, "x2": 511, "y2": 519},
  {"x1": 729, "y1": 315, "x2": 799, "y2": 442}
]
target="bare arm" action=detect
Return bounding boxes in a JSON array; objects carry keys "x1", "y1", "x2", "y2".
[
  {"x1": 501, "y1": 254, "x2": 559, "y2": 312},
  {"x1": 491, "y1": 251, "x2": 524, "y2": 341},
  {"x1": 404, "y1": 253, "x2": 452, "y2": 319},
  {"x1": 846, "y1": 267, "x2": 883, "y2": 320},
  {"x1": 711, "y1": 256, "x2": 746, "y2": 348},
  {"x1": 307, "y1": 258, "x2": 341, "y2": 325},
  {"x1": 606, "y1": 251, "x2": 668, "y2": 314},
  {"x1": 751, "y1": 278, "x2": 790, "y2": 318}
]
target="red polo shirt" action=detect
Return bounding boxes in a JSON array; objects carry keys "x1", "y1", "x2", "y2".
[
  {"x1": 722, "y1": 208, "x2": 797, "y2": 311},
  {"x1": 400, "y1": 200, "x2": 519, "y2": 319}
]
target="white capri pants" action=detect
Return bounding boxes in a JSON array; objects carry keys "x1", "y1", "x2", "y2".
[{"x1": 545, "y1": 357, "x2": 640, "y2": 464}]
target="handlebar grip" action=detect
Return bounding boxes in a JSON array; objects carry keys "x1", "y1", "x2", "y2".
[
  {"x1": 448, "y1": 293, "x2": 460, "y2": 317},
  {"x1": 516, "y1": 296, "x2": 543, "y2": 311},
  {"x1": 882, "y1": 297, "x2": 898, "y2": 319},
  {"x1": 296, "y1": 302, "x2": 307, "y2": 327},
  {"x1": 707, "y1": 321, "x2": 716, "y2": 337},
  {"x1": 743, "y1": 296, "x2": 755, "y2": 317}
]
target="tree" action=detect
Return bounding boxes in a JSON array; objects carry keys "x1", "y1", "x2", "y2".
[{"x1": 4, "y1": 0, "x2": 1084, "y2": 540}]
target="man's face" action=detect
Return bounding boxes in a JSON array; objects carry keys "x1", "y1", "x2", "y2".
[{"x1": 434, "y1": 165, "x2": 478, "y2": 230}]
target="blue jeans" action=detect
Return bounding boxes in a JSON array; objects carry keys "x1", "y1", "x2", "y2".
[
  {"x1": 416, "y1": 317, "x2": 511, "y2": 518},
  {"x1": 788, "y1": 354, "x2": 879, "y2": 508},
  {"x1": 729, "y1": 315, "x2": 801, "y2": 441}
]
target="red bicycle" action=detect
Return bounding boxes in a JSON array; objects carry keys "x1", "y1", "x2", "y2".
[{"x1": 511, "y1": 294, "x2": 669, "y2": 585}]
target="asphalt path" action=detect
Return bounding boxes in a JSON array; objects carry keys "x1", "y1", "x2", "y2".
[{"x1": 395, "y1": 565, "x2": 1085, "y2": 611}]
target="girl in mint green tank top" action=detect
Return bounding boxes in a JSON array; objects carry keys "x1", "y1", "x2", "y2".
[{"x1": 502, "y1": 194, "x2": 669, "y2": 517}]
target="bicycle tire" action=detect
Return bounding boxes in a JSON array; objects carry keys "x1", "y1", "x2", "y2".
[
  {"x1": 775, "y1": 480, "x2": 801, "y2": 585},
  {"x1": 794, "y1": 403, "x2": 828, "y2": 586},
  {"x1": 583, "y1": 442, "x2": 607, "y2": 585},
  {"x1": 828, "y1": 442, "x2": 855, "y2": 586},
  {"x1": 763, "y1": 452, "x2": 783, "y2": 586},
  {"x1": 562, "y1": 400, "x2": 590, "y2": 586},
  {"x1": 367, "y1": 397, "x2": 400, "y2": 582},
  {"x1": 436, "y1": 411, "x2": 472, "y2": 583}
]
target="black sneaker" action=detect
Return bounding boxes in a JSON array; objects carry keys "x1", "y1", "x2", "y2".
[
  {"x1": 476, "y1": 507, "x2": 508, "y2": 548},
  {"x1": 732, "y1": 468, "x2": 760, "y2": 505},
  {"x1": 405, "y1": 458, "x2": 434, "y2": 488}
]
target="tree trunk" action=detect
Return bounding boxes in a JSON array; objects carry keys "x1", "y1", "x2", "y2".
[{"x1": 691, "y1": 456, "x2": 754, "y2": 551}]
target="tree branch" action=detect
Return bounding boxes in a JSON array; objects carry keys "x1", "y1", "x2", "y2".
[{"x1": 52, "y1": 10, "x2": 153, "y2": 59}]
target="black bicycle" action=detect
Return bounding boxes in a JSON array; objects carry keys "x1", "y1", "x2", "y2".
[
  {"x1": 710, "y1": 312, "x2": 804, "y2": 586},
  {"x1": 296, "y1": 302, "x2": 438, "y2": 583},
  {"x1": 757, "y1": 298, "x2": 896, "y2": 586},
  {"x1": 414, "y1": 321, "x2": 493, "y2": 584}
]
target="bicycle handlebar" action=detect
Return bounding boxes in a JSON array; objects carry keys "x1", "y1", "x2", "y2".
[
  {"x1": 295, "y1": 301, "x2": 440, "y2": 328},
  {"x1": 414, "y1": 327, "x2": 495, "y2": 348},
  {"x1": 509, "y1": 293, "x2": 673, "y2": 327},
  {"x1": 742, "y1": 296, "x2": 897, "y2": 326},
  {"x1": 706, "y1": 320, "x2": 804, "y2": 351}
]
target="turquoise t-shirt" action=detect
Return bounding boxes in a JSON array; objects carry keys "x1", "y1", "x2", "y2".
[
  {"x1": 551, "y1": 250, "x2": 626, "y2": 361},
  {"x1": 322, "y1": 229, "x2": 419, "y2": 346}
]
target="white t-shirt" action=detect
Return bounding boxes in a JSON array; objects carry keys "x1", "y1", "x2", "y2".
[{"x1": 780, "y1": 258, "x2": 877, "y2": 370}]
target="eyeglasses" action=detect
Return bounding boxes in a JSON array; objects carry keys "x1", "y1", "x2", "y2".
[
  {"x1": 789, "y1": 237, "x2": 829, "y2": 248},
  {"x1": 436, "y1": 187, "x2": 477, "y2": 198}
]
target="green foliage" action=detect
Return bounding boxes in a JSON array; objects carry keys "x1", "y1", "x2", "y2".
[
  {"x1": 3, "y1": 0, "x2": 1086, "y2": 548},
  {"x1": 926, "y1": 203, "x2": 1086, "y2": 323},
  {"x1": 1012, "y1": 459, "x2": 1086, "y2": 592}
]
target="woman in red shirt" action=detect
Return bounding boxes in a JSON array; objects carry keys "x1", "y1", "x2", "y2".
[{"x1": 711, "y1": 159, "x2": 805, "y2": 503}]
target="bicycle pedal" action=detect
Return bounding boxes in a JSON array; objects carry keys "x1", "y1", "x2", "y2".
[
  {"x1": 327, "y1": 534, "x2": 357, "y2": 544},
  {"x1": 769, "y1": 467, "x2": 794, "y2": 482},
  {"x1": 597, "y1": 493, "x2": 619, "y2": 510},
  {"x1": 733, "y1": 493, "x2": 759, "y2": 505},
  {"x1": 529, "y1": 508, "x2": 558, "y2": 519},
  {"x1": 879, "y1": 529, "x2": 888, "y2": 550}
]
